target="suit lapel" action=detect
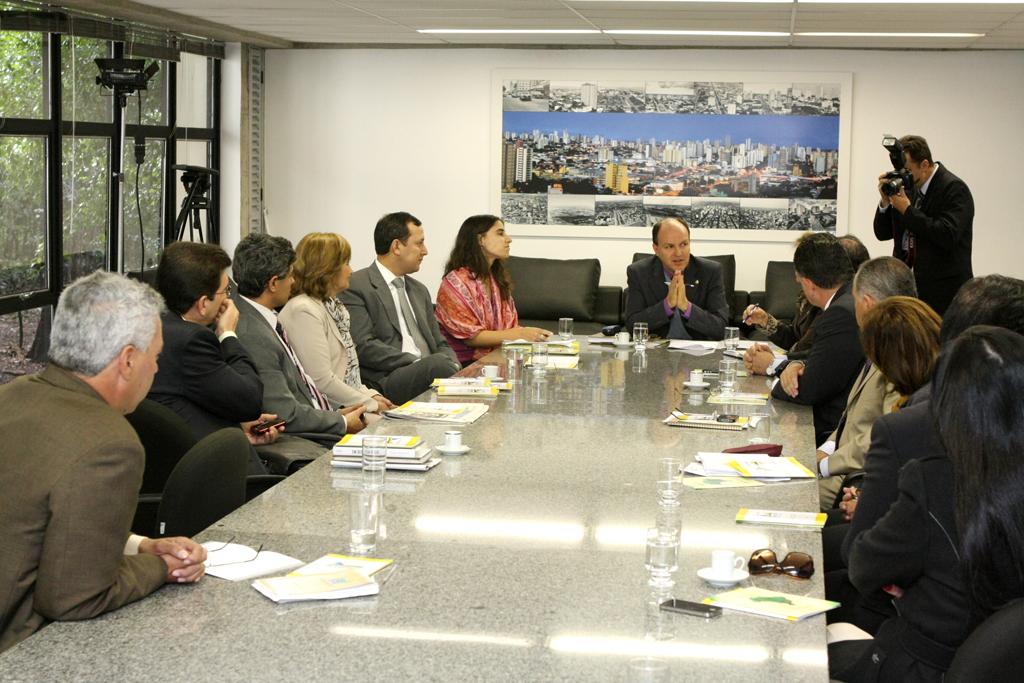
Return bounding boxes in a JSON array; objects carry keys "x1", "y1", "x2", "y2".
[
  {"x1": 648, "y1": 256, "x2": 669, "y2": 300},
  {"x1": 368, "y1": 264, "x2": 403, "y2": 335}
]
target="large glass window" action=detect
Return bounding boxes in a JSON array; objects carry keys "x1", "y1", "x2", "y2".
[
  {"x1": 62, "y1": 136, "x2": 109, "y2": 279},
  {"x1": 124, "y1": 54, "x2": 167, "y2": 127},
  {"x1": 0, "y1": 136, "x2": 48, "y2": 296},
  {"x1": 0, "y1": 305, "x2": 50, "y2": 384},
  {"x1": 61, "y1": 36, "x2": 112, "y2": 124},
  {"x1": 176, "y1": 53, "x2": 210, "y2": 128},
  {"x1": 0, "y1": 31, "x2": 46, "y2": 119}
]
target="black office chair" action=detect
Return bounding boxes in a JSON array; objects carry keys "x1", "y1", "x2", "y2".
[
  {"x1": 156, "y1": 427, "x2": 250, "y2": 537},
  {"x1": 945, "y1": 598, "x2": 1024, "y2": 682},
  {"x1": 127, "y1": 400, "x2": 198, "y2": 535},
  {"x1": 752, "y1": 260, "x2": 799, "y2": 323}
]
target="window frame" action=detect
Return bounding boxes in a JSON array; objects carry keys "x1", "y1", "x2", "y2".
[{"x1": 0, "y1": 31, "x2": 221, "y2": 316}]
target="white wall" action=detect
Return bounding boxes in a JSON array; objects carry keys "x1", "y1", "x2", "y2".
[{"x1": 264, "y1": 48, "x2": 1024, "y2": 294}]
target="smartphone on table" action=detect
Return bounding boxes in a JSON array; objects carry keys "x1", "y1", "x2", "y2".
[{"x1": 659, "y1": 599, "x2": 722, "y2": 619}]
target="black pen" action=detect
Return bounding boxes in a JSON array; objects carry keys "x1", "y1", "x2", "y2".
[{"x1": 743, "y1": 303, "x2": 760, "y2": 325}]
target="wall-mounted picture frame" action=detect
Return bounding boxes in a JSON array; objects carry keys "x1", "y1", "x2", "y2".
[{"x1": 492, "y1": 69, "x2": 852, "y2": 242}]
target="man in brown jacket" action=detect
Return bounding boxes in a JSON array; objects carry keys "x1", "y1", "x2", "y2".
[{"x1": 0, "y1": 272, "x2": 206, "y2": 653}]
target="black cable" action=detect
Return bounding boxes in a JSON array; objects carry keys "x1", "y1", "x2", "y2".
[{"x1": 135, "y1": 90, "x2": 145, "y2": 274}]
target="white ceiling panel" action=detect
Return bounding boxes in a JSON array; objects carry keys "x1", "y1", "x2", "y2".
[{"x1": 119, "y1": 0, "x2": 1024, "y2": 49}]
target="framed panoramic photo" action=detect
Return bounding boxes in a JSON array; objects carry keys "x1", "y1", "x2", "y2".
[{"x1": 491, "y1": 70, "x2": 852, "y2": 241}]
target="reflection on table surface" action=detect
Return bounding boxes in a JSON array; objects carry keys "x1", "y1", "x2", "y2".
[{"x1": 0, "y1": 340, "x2": 828, "y2": 681}]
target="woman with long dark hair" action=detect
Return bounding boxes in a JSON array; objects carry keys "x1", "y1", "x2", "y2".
[
  {"x1": 832, "y1": 325, "x2": 1024, "y2": 681},
  {"x1": 435, "y1": 215, "x2": 550, "y2": 365}
]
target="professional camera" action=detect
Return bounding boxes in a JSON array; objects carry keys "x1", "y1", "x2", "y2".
[{"x1": 880, "y1": 134, "x2": 915, "y2": 197}]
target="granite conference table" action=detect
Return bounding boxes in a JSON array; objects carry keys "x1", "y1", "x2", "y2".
[{"x1": 0, "y1": 341, "x2": 829, "y2": 681}]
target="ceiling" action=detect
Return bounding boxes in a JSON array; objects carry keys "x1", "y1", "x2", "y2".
[{"x1": 57, "y1": 1, "x2": 1024, "y2": 50}]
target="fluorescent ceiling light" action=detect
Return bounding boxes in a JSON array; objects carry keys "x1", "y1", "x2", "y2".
[
  {"x1": 797, "y1": 32, "x2": 983, "y2": 37},
  {"x1": 605, "y1": 30, "x2": 790, "y2": 36},
  {"x1": 418, "y1": 29, "x2": 601, "y2": 34}
]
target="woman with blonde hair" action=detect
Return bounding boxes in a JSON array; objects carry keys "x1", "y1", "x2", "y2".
[{"x1": 279, "y1": 232, "x2": 393, "y2": 412}]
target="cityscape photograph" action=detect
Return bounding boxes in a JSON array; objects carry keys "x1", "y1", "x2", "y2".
[{"x1": 499, "y1": 77, "x2": 842, "y2": 233}]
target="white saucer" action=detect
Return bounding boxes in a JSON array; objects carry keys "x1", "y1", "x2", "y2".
[
  {"x1": 683, "y1": 380, "x2": 711, "y2": 389},
  {"x1": 697, "y1": 567, "x2": 749, "y2": 588},
  {"x1": 436, "y1": 444, "x2": 471, "y2": 456},
  {"x1": 613, "y1": 341, "x2": 633, "y2": 348}
]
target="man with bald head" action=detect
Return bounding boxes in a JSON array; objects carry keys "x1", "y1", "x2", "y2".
[{"x1": 624, "y1": 218, "x2": 729, "y2": 340}]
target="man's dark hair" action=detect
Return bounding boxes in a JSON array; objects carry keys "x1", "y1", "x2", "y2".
[
  {"x1": 853, "y1": 256, "x2": 917, "y2": 302},
  {"x1": 899, "y1": 135, "x2": 933, "y2": 165},
  {"x1": 232, "y1": 233, "x2": 295, "y2": 298},
  {"x1": 838, "y1": 234, "x2": 870, "y2": 274},
  {"x1": 156, "y1": 241, "x2": 231, "y2": 315},
  {"x1": 793, "y1": 232, "x2": 852, "y2": 289},
  {"x1": 651, "y1": 217, "x2": 690, "y2": 245},
  {"x1": 374, "y1": 211, "x2": 421, "y2": 256},
  {"x1": 940, "y1": 275, "x2": 1024, "y2": 344}
]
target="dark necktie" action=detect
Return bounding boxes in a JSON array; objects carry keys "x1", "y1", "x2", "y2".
[
  {"x1": 667, "y1": 309, "x2": 691, "y2": 340},
  {"x1": 276, "y1": 321, "x2": 331, "y2": 410},
  {"x1": 392, "y1": 277, "x2": 431, "y2": 357}
]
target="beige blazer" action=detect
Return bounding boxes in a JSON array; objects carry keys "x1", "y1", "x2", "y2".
[
  {"x1": 278, "y1": 294, "x2": 380, "y2": 411},
  {"x1": 818, "y1": 363, "x2": 900, "y2": 510}
]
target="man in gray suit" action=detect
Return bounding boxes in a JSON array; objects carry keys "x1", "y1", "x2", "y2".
[
  {"x1": 233, "y1": 233, "x2": 366, "y2": 437},
  {"x1": 343, "y1": 212, "x2": 460, "y2": 404}
]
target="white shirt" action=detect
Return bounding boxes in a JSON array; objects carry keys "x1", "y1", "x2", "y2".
[
  {"x1": 374, "y1": 259, "x2": 422, "y2": 359},
  {"x1": 240, "y1": 294, "x2": 320, "y2": 408}
]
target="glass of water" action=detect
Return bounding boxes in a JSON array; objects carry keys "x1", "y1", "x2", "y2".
[
  {"x1": 361, "y1": 435, "x2": 388, "y2": 489},
  {"x1": 531, "y1": 341, "x2": 548, "y2": 374},
  {"x1": 719, "y1": 358, "x2": 738, "y2": 395},
  {"x1": 349, "y1": 489, "x2": 381, "y2": 554},
  {"x1": 633, "y1": 322, "x2": 649, "y2": 351},
  {"x1": 645, "y1": 527, "x2": 680, "y2": 588},
  {"x1": 558, "y1": 317, "x2": 574, "y2": 340},
  {"x1": 724, "y1": 326, "x2": 740, "y2": 352}
]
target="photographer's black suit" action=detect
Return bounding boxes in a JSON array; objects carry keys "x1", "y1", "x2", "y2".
[{"x1": 873, "y1": 163, "x2": 974, "y2": 315}]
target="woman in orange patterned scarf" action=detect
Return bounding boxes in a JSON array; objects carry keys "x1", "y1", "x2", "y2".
[{"x1": 435, "y1": 215, "x2": 550, "y2": 366}]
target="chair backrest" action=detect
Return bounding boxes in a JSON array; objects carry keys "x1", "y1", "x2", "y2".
[
  {"x1": 946, "y1": 599, "x2": 1024, "y2": 681},
  {"x1": 156, "y1": 427, "x2": 249, "y2": 537},
  {"x1": 505, "y1": 255, "x2": 601, "y2": 322},
  {"x1": 763, "y1": 261, "x2": 800, "y2": 322},
  {"x1": 126, "y1": 399, "x2": 199, "y2": 494}
]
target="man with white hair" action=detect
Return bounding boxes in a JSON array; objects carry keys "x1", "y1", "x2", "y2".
[{"x1": 0, "y1": 271, "x2": 207, "y2": 654}]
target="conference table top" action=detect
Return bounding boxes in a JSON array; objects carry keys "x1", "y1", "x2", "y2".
[{"x1": 0, "y1": 340, "x2": 827, "y2": 681}]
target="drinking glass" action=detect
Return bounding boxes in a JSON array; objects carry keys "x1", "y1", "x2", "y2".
[
  {"x1": 361, "y1": 435, "x2": 387, "y2": 489},
  {"x1": 645, "y1": 527, "x2": 680, "y2": 587},
  {"x1": 633, "y1": 322, "x2": 649, "y2": 351},
  {"x1": 558, "y1": 317, "x2": 574, "y2": 340},
  {"x1": 349, "y1": 489, "x2": 381, "y2": 554},
  {"x1": 656, "y1": 478, "x2": 682, "y2": 509},
  {"x1": 657, "y1": 457, "x2": 682, "y2": 482},
  {"x1": 531, "y1": 341, "x2": 548, "y2": 375},
  {"x1": 748, "y1": 411, "x2": 772, "y2": 444},
  {"x1": 506, "y1": 347, "x2": 526, "y2": 384},
  {"x1": 719, "y1": 358, "x2": 738, "y2": 396},
  {"x1": 724, "y1": 326, "x2": 740, "y2": 351}
]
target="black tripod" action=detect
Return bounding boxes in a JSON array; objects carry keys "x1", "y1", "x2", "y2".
[{"x1": 173, "y1": 165, "x2": 218, "y2": 242}]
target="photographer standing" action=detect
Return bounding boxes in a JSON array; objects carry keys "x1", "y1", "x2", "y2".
[{"x1": 873, "y1": 135, "x2": 973, "y2": 315}]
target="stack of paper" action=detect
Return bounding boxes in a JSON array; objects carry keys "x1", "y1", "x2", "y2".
[
  {"x1": 290, "y1": 553, "x2": 393, "y2": 578},
  {"x1": 668, "y1": 340, "x2": 717, "y2": 356},
  {"x1": 333, "y1": 434, "x2": 422, "y2": 456},
  {"x1": 685, "y1": 452, "x2": 815, "y2": 481},
  {"x1": 504, "y1": 338, "x2": 580, "y2": 355},
  {"x1": 707, "y1": 392, "x2": 770, "y2": 406},
  {"x1": 252, "y1": 568, "x2": 379, "y2": 603},
  {"x1": 202, "y1": 542, "x2": 304, "y2": 581},
  {"x1": 663, "y1": 411, "x2": 750, "y2": 431},
  {"x1": 331, "y1": 444, "x2": 440, "y2": 472},
  {"x1": 704, "y1": 587, "x2": 839, "y2": 621},
  {"x1": 384, "y1": 401, "x2": 489, "y2": 424},
  {"x1": 525, "y1": 355, "x2": 579, "y2": 369},
  {"x1": 735, "y1": 508, "x2": 827, "y2": 529}
]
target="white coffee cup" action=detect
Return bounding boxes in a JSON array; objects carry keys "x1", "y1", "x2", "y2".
[
  {"x1": 615, "y1": 331, "x2": 630, "y2": 345},
  {"x1": 444, "y1": 430, "x2": 462, "y2": 450},
  {"x1": 689, "y1": 369, "x2": 704, "y2": 384},
  {"x1": 710, "y1": 549, "x2": 744, "y2": 577},
  {"x1": 481, "y1": 365, "x2": 499, "y2": 379}
]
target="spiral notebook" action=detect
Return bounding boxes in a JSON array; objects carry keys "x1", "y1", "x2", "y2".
[{"x1": 663, "y1": 411, "x2": 750, "y2": 431}]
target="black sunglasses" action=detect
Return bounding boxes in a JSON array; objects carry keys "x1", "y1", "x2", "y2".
[{"x1": 748, "y1": 549, "x2": 814, "y2": 579}]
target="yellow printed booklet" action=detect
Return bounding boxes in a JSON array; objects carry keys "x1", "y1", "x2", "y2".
[{"x1": 704, "y1": 587, "x2": 839, "y2": 621}]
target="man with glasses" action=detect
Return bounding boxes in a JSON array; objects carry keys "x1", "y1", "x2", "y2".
[
  {"x1": 233, "y1": 233, "x2": 366, "y2": 437},
  {"x1": 148, "y1": 242, "x2": 279, "y2": 472}
]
